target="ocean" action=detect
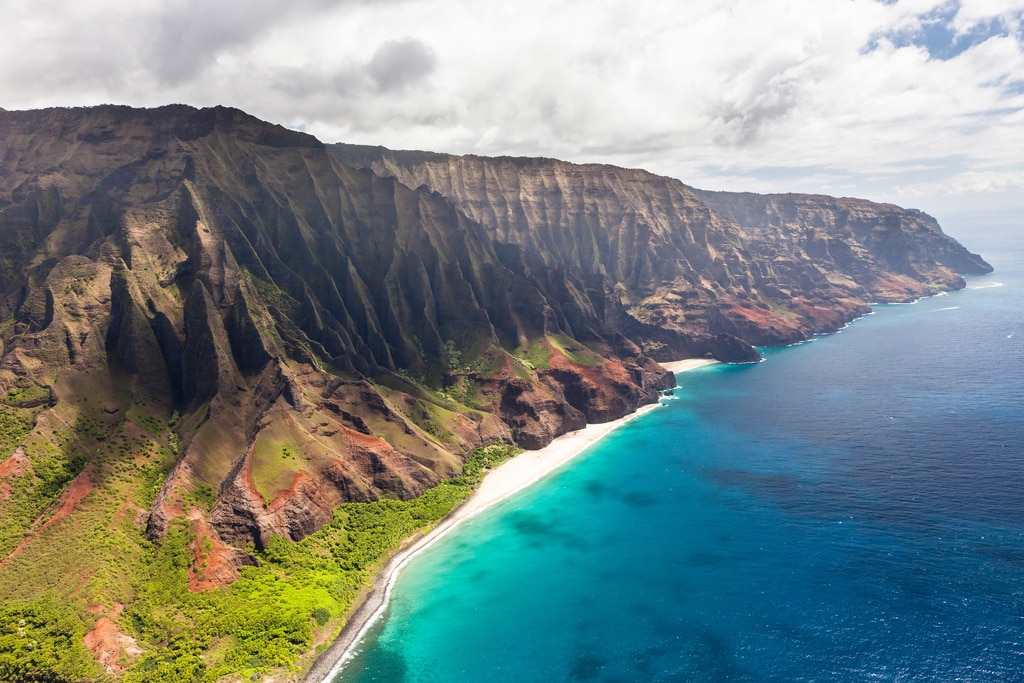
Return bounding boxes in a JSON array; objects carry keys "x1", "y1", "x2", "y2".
[{"x1": 333, "y1": 224, "x2": 1024, "y2": 682}]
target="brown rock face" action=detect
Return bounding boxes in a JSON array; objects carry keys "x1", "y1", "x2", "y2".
[
  {"x1": 0, "y1": 105, "x2": 675, "y2": 564},
  {"x1": 0, "y1": 105, "x2": 990, "y2": 579},
  {"x1": 332, "y1": 145, "x2": 991, "y2": 352},
  {"x1": 492, "y1": 378, "x2": 587, "y2": 450}
]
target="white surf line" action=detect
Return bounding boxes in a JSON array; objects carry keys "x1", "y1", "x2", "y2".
[
  {"x1": 316, "y1": 404, "x2": 666, "y2": 682},
  {"x1": 314, "y1": 358, "x2": 715, "y2": 682}
]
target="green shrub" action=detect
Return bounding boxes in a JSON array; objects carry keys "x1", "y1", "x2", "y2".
[
  {"x1": 12, "y1": 442, "x2": 524, "y2": 683},
  {"x1": 0, "y1": 596, "x2": 98, "y2": 683},
  {"x1": 311, "y1": 607, "x2": 331, "y2": 627}
]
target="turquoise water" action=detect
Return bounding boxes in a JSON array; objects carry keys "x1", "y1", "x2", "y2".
[{"x1": 335, "y1": 227, "x2": 1024, "y2": 682}]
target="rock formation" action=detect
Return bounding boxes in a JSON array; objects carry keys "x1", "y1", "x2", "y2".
[
  {"x1": 0, "y1": 106, "x2": 990, "y2": 596},
  {"x1": 331, "y1": 145, "x2": 991, "y2": 351}
]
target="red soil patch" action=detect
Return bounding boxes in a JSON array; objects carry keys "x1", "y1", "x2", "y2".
[
  {"x1": 0, "y1": 446, "x2": 29, "y2": 478},
  {"x1": 495, "y1": 353, "x2": 519, "y2": 379},
  {"x1": 792, "y1": 301, "x2": 846, "y2": 328},
  {"x1": 188, "y1": 511, "x2": 244, "y2": 591},
  {"x1": 0, "y1": 448, "x2": 29, "y2": 500},
  {"x1": 870, "y1": 275, "x2": 923, "y2": 301},
  {"x1": 265, "y1": 470, "x2": 309, "y2": 512},
  {"x1": 342, "y1": 425, "x2": 391, "y2": 450},
  {"x1": 0, "y1": 465, "x2": 95, "y2": 569},
  {"x1": 83, "y1": 616, "x2": 142, "y2": 675},
  {"x1": 41, "y1": 466, "x2": 95, "y2": 530},
  {"x1": 722, "y1": 301, "x2": 792, "y2": 328},
  {"x1": 548, "y1": 348, "x2": 632, "y2": 383},
  {"x1": 150, "y1": 462, "x2": 191, "y2": 524}
]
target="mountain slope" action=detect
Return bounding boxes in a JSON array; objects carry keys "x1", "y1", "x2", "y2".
[
  {"x1": 0, "y1": 104, "x2": 682, "y2": 563},
  {"x1": 0, "y1": 106, "x2": 990, "y2": 681},
  {"x1": 332, "y1": 145, "x2": 990, "y2": 350}
]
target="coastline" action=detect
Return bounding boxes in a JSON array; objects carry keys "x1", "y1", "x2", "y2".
[
  {"x1": 303, "y1": 359, "x2": 714, "y2": 683},
  {"x1": 658, "y1": 358, "x2": 719, "y2": 373}
]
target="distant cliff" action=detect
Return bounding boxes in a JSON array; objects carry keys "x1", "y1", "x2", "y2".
[
  {"x1": 332, "y1": 145, "x2": 991, "y2": 351},
  {"x1": 0, "y1": 105, "x2": 990, "y2": 646}
]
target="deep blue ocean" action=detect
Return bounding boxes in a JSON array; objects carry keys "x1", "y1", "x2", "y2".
[{"x1": 334, "y1": 224, "x2": 1024, "y2": 682}]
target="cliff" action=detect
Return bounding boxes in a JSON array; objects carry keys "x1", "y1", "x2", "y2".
[
  {"x1": 0, "y1": 106, "x2": 676, "y2": 582},
  {"x1": 332, "y1": 145, "x2": 990, "y2": 349},
  {"x1": 0, "y1": 106, "x2": 990, "y2": 680}
]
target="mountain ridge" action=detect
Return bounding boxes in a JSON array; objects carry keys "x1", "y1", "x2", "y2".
[
  {"x1": 0, "y1": 105, "x2": 991, "y2": 681},
  {"x1": 331, "y1": 143, "x2": 989, "y2": 351}
]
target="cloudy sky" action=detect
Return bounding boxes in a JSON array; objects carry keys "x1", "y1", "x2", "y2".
[{"x1": 2, "y1": 0, "x2": 1022, "y2": 237}]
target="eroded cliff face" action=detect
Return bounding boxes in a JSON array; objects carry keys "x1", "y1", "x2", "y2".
[
  {"x1": 0, "y1": 107, "x2": 990, "y2": 614},
  {"x1": 0, "y1": 106, "x2": 674, "y2": 591},
  {"x1": 332, "y1": 145, "x2": 991, "y2": 350}
]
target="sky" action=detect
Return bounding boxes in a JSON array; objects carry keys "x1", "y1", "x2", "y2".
[{"x1": 2, "y1": 0, "x2": 1022, "y2": 242}]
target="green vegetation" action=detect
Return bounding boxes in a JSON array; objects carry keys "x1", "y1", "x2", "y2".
[
  {"x1": 549, "y1": 334, "x2": 607, "y2": 367},
  {"x1": 2, "y1": 386, "x2": 50, "y2": 408},
  {"x1": 1, "y1": 409, "x2": 174, "y2": 612},
  {"x1": 71, "y1": 415, "x2": 105, "y2": 442},
  {"x1": 458, "y1": 442, "x2": 519, "y2": 483},
  {"x1": 29, "y1": 443, "x2": 87, "y2": 502},
  {"x1": 0, "y1": 405, "x2": 33, "y2": 457},
  {"x1": 250, "y1": 423, "x2": 310, "y2": 503},
  {"x1": 133, "y1": 412, "x2": 165, "y2": 438},
  {"x1": 511, "y1": 335, "x2": 607, "y2": 371},
  {"x1": 403, "y1": 398, "x2": 457, "y2": 443},
  {"x1": 0, "y1": 353, "x2": 517, "y2": 683},
  {"x1": 513, "y1": 339, "x2": 553, "y2": 372},
  {"x1": 442, "y1": 340, "x2": 464, "y2": 372},
  {"x1": 0, "y1": 437, "x2": 87, "y2": 559},
  {"x1": 469, "y1": 346, "x2": 508, "y2": 377},
  {"x1": 248, "y1": 275, "x2": 299, "y2": 320},
  {"x1": 376, "y1": 373, "x2": 485, "y2": 443},
  {"x1": 115, "y1": 442, "x2": 518, "y2": 683},
  {"x1": 182, "y1": 483, "x2": 217, "y2": 513},
  {"x1": 0, "y1": 596, "x2": 98, "y2": 683},
  {"x1": 440, "y1": 376, "x2": 482, "y2": 409}
]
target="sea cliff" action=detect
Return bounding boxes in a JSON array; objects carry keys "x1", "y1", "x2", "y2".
[{"x1": 0, "y1": 105, "x2": 990, "y2": 681}]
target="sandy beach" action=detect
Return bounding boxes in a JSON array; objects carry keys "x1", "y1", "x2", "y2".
[
  {"x1": 303, "y1": 359, "x2": 715, "y2": 683},
  {"x1": 658, "y1": 357, "x2": 719, "y2": 374}
]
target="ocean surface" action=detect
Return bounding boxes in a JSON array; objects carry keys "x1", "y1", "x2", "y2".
[{"x1": 334, "y1": 225, "x2": 1024, "y2": 683}]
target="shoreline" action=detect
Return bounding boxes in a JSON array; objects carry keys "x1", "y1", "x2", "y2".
[
  {"x1": 658, "y1": 358, "x2": 719, "y2": 373},
  {"x1": 303, "y1": 359, "x2": 715, "y2": 683}
]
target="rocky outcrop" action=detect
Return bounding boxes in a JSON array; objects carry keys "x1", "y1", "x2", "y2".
[
  {"x1": 0, "y1": 105, "x2": 990, "y2": 593},
  {"x1": 692, "y1": 190, "x2": 991, "y2": 295},
  {"x1": 83, "y1": 616, "x2": 143, "y2": 675}
]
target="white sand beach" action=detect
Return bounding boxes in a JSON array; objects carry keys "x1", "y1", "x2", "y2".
[
  {"x1": 658, "y1": 358, "x2": 719, "y2": 373},
  {"x1": 304, "y1": 359, "x2": 715, "y2": 682}
]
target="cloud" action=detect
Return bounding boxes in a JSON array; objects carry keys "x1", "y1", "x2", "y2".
[
  {"x1": 953, "y1": 0, "x2": 1024, "y2": 34},
  {"x1": 145, "y1": 0, "x2": 276, "y2": 85},
  {"x1": 0, "y1": 0, "x2": 409, "y2": 93},
  {"x1": 868, "y1": 0, "x2": 1024, "y2": 61},
  {"x1": 1, "y1": 0, "x2": 1023, "y2": 206},
  {"x1": 897, "y1": 170, "x2": 1024, "y2": 195},
  {"x1": 367, "y1": 38, "x2": 437, "y2": 92},
  {"x1": 144, "y1": 0, "x2": 419, "y2": 85}
]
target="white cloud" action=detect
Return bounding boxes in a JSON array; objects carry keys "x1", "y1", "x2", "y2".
[
  {"x1": 898, "y1": 170, "x2": 1024, "y2": 195},
  {"x1": 953, "y1": 0, "x2": 1024, "y2": 34},
  {"x1": 1, "y1": 0, "x2": 1023, "y2": 208}
]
